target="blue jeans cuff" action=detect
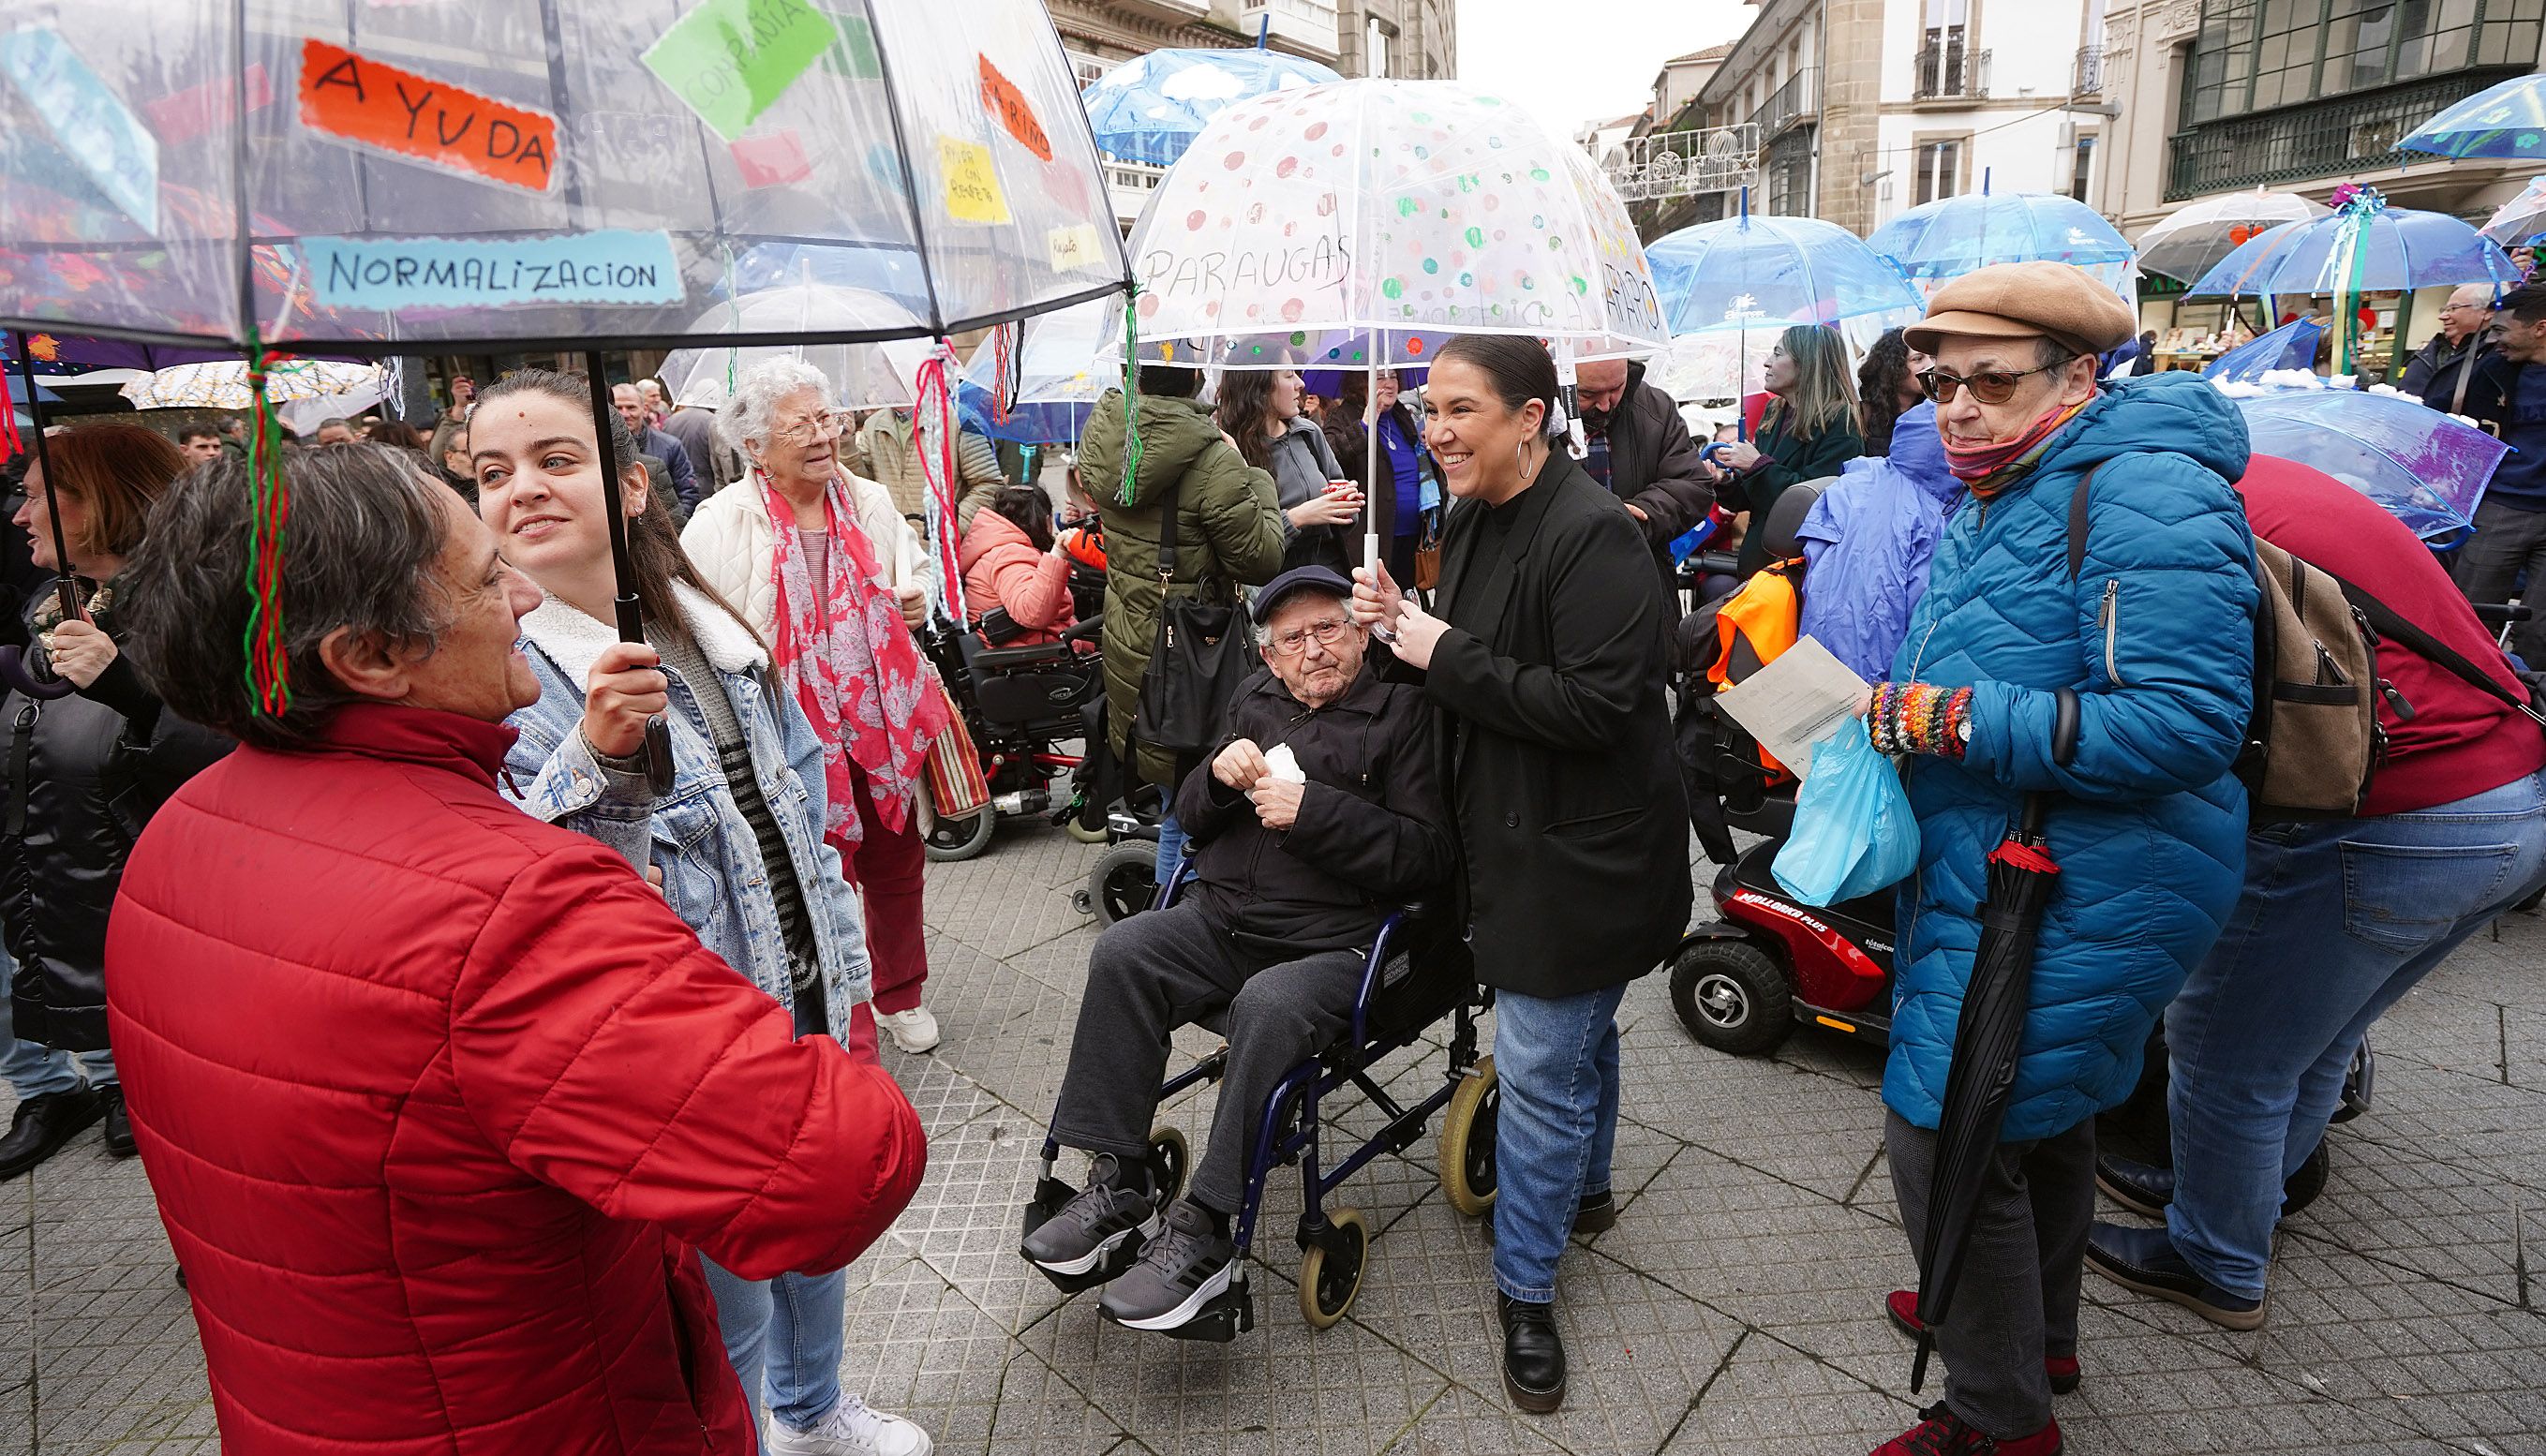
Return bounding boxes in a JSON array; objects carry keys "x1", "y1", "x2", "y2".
[{"x1": 1493, "y1": 1270, "x2": 1557, "y2": 1304}]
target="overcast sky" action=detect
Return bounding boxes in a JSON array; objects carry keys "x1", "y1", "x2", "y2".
[{"x1": 1456, "y1": 0, "x2": 1754, "y2": 141}]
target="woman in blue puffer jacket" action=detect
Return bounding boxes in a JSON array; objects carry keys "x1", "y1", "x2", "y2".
[{"x1": 1859, "y1": 265, "x2": 2257, "y2": 1456}]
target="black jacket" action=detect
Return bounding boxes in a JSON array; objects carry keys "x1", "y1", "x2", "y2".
[
  {"x1": 1720, "y1": 405, "x2": 1865, "y2": 576},
  {"x1": 1588, "y1": 361, "x2": 1714, "y2": 610},
  {"x1": 1175, "y1": 664, "x2": 1452, "y2": 959},
  {"x1": 2398, "y1": 332, "x2": 2509, "y2": 427},
  {"x1": 3, "y1": 588, "x2": 231, "y2": 1050},
  {"x1": 1395, "y1": 451, "x2": 1692, "y2": 998}
]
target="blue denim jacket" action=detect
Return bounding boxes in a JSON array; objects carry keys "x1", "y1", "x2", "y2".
[{"x1": 499, "y1": 585, "x2": 871, "y2": 1041}]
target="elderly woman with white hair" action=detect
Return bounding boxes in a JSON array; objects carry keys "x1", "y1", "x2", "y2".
[{"x1": 684, "y1": 359, "x2": 950, "y2": 1056}]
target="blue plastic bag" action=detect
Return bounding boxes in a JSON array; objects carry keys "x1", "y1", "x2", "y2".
[{"x1": 1771, "y1": 718, "x2": 1921, "y2": 907}]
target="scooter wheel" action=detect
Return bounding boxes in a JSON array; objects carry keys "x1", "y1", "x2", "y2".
[
  {"x1": 1086, "y1": 842, "x2": 1160, "y2": 927},
  {"x1": 1669, "y1": 939, "x2": 1794, "y2": 1056},
  {"x1": 1065, "y1": 816, "x2": 1110, "y2": 845},
  {"x1": 917, "y1": 783, "x2": 996, "y2": 863}
]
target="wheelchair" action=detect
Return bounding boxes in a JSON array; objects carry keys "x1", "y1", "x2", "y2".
[
  {"x1": 1022, "y1": 866, "x2": 1496, "y2": 1342},
  {"x1": 916, "y1": 615, "x2": 1109, "y2": 861}
]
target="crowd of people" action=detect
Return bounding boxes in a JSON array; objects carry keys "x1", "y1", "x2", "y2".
[{"x1": 0, "y1": 256, "x2": 2537, "y2": 1456}]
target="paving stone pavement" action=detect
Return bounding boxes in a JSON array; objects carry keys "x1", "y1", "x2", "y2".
[{"x1": 5, "y1": 815, "x2": 2543, "y2": 1455}]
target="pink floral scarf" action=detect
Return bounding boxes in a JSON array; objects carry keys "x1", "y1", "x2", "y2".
[{"x1": 759, "y1": 469, "x2": 948, "y2": 846}]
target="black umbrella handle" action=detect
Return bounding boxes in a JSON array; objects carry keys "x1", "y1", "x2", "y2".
[{"x1": 583, "y1": 353, "x2": 675, "y2": 799}]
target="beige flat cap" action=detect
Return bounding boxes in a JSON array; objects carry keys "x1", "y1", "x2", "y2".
[{"x1": 1903, "y1": 260, "x2": 2139, "y2": 360}]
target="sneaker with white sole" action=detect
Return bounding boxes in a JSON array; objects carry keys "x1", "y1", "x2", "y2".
[
  {"x1": 765, "y1": 1393, "x2": 934, "y2": 1456},
  {"x1": 875, "y1": 1005, "x2": 940, "y2": 1054},
  {"x1": 1020, "y1": 1155, "x2": 1158, "y2": 1277},
  {"x1": 1098, "y1": 1198, "x2": 1235, "y2": 1331}
]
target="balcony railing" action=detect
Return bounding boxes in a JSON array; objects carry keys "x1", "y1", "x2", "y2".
[
  {"x1": 2073, "y1": 46, "x2": 2105, "y2": 96},
  {"x1": 1913, "y1": 44, "x2": 1990, "y2": 100},
  {"x1": 1747, "y1": 68, "x2": 1820, "y2": 141},
  {"x1": 1601, "y1": 125, "x2": 1762, "y2": 203},
  {"x1": 2164, "y1": 67, "x2": 2528, "y2": 201}
]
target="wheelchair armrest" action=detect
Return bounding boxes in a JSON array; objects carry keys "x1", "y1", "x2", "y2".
[
  {"x1": 1062, "y1": 614, "x2": 1105, "y2": 643},
  {"x1": 1347, "y1": 911, "x2": 1411, "y2": 1058},
  {"x1": 971, "y1": 639, "x2": 1075, "y2": 671}
]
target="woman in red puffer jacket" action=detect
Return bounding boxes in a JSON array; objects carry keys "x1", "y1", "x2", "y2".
[{"x1": 960, "y1": 485, "x2": 1077, "y2": 646}]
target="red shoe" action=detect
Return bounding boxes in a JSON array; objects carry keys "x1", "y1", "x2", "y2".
[
  {"x1": 1884, "y1": 1291, "x2": 2081, "y2": 1396},
  {"x1": 1872, "y1": 1403, "x2": 2062, "y2": 1456}
]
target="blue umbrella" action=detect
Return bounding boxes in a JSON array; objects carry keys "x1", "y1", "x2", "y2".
[
  {"x1": 2201, "y1": 317, "x2": 2324, "y2": 383},
  {"x1": 1867, "y1": 179, "x2": 2135, "y2": 298},
  {"x1": 2235, "y1": 387, "x2": 2508, "y2": 540},
  {"x1": 2399, "y1": 74, "x2": 2546, "y2": 161},
  {"x1": 1647, "y1": 206, "x2": 1923, "y2": 335},
  {"x1": 2187, "y1": 194, "x2": 2512, "y2": 299},
  {"x1": 1081, "y1": 48, "x2": 1343, "y2": 167}
]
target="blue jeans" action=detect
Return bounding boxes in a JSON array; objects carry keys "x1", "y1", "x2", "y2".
[
  {"x1": 699, "y1": 1258, "x2": 847, "y2": 1431},
  {"x1": 1490, "y1": 983, "x2": 1625, "y2": 1302},
  {"x1": 0, "y1": 958, "x2": 112, "y2": 1098},
  {"x1": 2165, "y1": 768, "x2": 2546, "y2": 1299},
  {"x1": 1153, "y1": 810, "x2": 1185, "y2": 885}
]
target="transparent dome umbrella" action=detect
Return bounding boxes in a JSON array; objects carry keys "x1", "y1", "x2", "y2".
[
  {"x1": 2478, "y1": 175, "x2": 2546, "y2": 245},
  {"x1": 1651, "y1": 316, "x2": 1803, "y2": 407},
  {"x1": 957, "y1": 296, "x2": 1112, "y2": 444},
  {"x1": 1867, "y1": 178, "x2": 2137, "y2": 302},
  {"x1": 118, "y1": 357, "x2": 380, "y2": 410},
  {"x1": 1646, "y1": 202, "x2": 1923, "y2": 336},
  {"x1": 1112, "y1": 78, "x2": 1669, "y2": 562},
  {"x1": 0, "y1": 0, "x2": 1130, "y2": 727},
  {"x1": 1081, "y1": 47, "x2": 1342, "y2": 168},
  {"x1": 658, "y1": 284, "x2": 939, "y2": 412},
  {"x1": 2133, "y1": 186, "x2": 2330, "y2": 287},
  {"x1": 2234, "y1": 388, "x2": 2509, "y2": 542},
  {"x1": 2198, "y1": 317, "x2": 2325, "y2": 385},
  {"x1": 2399, "y1": 73, "x2": 2546, "y2": 161}
]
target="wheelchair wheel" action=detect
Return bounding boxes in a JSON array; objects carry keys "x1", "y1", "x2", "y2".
[
  {"x1": 1146, "y1": 1127, "x2": 1188, "y2": 1206},
  {"x1": 1438, "y1": 1056, "x2": 1499, "y2": 1217},
  {"x1": 1298, "y1": 1207, "x2": 1368, "y2": 1330},
  {"x1": 1065, "y1": 815, "x2": 1110, "y2": 845},
  {"x1": 1669, "y1": 939, "x2": 1793, "y2": 1056},
  {"x1": 1085, "y1": 842, "x2": 1159, "y2": 927},
  {"x1": 917, "y1": 784, "x2": 996, "y2": 864}
]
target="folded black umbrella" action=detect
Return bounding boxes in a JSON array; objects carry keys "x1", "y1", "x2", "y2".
[{"x1": 1909, "y1": 688, "x2": 2079, "y2": 1392}]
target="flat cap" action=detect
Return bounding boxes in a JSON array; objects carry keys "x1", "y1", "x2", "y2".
[
  {"x1": 1903, "y1": 260, "x2": 2139, "y2": 360},
  {"x1": 1251, "y1": 564, "x2": 1355, "y2": 624}
]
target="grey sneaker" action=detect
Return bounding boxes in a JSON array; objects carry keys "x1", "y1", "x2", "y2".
[
  {"x1": 1020, "y1": 1157, "x2": 1157, "y2": 1277},
  {"x1": 1098, "y1": 1198, "x2": 1236, "y2": 1331}
]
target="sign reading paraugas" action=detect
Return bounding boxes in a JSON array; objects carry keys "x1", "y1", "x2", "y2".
[
  {"x1": 643, "y1": 0, "x2": 841, "y2": 144},
  {"x1": 303, "y1": 231, "x2": 685, "y2": 310}
]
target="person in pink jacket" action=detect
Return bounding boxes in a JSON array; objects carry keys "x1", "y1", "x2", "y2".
[{"x1": 960, "y1": 485, "x2": 1078, "y2": 646}]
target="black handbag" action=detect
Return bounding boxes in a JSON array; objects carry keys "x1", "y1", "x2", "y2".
[{"x1": 1131, "y1": 477, "x2": 1258, "y2": 761}]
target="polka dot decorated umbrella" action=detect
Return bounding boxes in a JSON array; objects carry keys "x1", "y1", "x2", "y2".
[
  {"x1": 0, "y1": 0, "x2": 1130, "y2": 748},
  {"x1": 1113, "y1": 78, "x2": 1668, "y2": 566}
]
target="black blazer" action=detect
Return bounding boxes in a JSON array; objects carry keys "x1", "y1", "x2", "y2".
[{"x1": 1405, "y1": 450, "x2": 1692, "y2": 998}]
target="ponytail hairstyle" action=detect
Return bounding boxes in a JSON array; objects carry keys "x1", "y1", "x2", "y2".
[
  {"x1": 987, "y1": 484, "x2": 1056, "y2": 552},
  {"x1": 470, "y1": 369, "x2": 761, "y2": 652}
]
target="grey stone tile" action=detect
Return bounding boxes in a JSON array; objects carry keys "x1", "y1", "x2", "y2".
[
  {"x1": 1657, "y1": 1330, "x2": 1916, "y2": 1456},
  {"x1": 835, "y1": 1253, "x2": 1128, "y2": 1456},
  {"x1": 889, "y1": 1106, "x2": 1079, "y2": 1334},
  {"x1": 1377, "y1": 1385, "x2": 1578, "y2": 1456}
]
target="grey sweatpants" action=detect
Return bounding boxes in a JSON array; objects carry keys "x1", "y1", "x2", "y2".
[
  {"x1": 1052, "y1": 899, "x2": 1364, "y2": 1214},
  {"x1": 1886, "y1": 1109, "x2": 2096, "y2": 1439},
  {"x1": 2453, "y1": 498, "x2": 2546, "y2": 669}
]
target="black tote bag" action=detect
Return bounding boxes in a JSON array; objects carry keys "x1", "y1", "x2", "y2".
[{"x1": 1132, "y1": 478, "x2": 1258, "y2": 761}]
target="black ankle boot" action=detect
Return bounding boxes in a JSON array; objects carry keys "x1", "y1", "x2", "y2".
[
  {"x1": 1496, "y1": 1293, "x2": 1566, "y2": 1413},
  {"x1": 0, "y1": 1086, "x2": 105, "y2": 1180}
]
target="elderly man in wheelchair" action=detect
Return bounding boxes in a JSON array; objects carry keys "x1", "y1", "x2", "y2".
[{"x1": 1022, "y1": 565, "x2": 1453, "y2": 1334}]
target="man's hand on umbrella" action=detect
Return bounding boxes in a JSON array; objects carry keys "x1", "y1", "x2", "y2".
[
  {"x1": 46, "y1": 618, "x2": 116, "y2": 690},
  {"x1": 1349, "y1": 561, "x2": 1404, "y2": 631}
]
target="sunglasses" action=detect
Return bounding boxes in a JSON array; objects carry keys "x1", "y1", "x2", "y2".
[{"x1": 1916, "y1": 357, "x2": 2073, "y2": 405}]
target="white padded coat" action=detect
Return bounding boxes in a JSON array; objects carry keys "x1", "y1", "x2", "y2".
[{"x1": 681, "y1": 472, "x2": 931, "y2": 640}]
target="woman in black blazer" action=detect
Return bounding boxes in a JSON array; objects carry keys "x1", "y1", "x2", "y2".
[{"x1": 1349, "y1": 336, "x2": 1691, "y2": 1417}]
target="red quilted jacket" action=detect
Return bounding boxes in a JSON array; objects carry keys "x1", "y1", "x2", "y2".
[{"x1": 104, "y1": 705, "x2": 926, "y2": 1455}]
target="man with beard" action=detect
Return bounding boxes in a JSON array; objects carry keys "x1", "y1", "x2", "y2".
[{"x1": 1569, "y1": 356, "x2": 1713, "y2": 617}]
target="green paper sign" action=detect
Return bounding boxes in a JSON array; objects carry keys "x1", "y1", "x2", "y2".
[{"x1": 643, "y1": 0, "x2": 841, "y2": 144}]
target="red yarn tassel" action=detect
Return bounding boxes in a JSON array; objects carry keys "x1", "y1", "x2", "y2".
[{"x1": 240, "y1": 342, "x2": 292, "y2": 716}]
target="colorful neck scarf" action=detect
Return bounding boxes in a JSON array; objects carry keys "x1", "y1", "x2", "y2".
[
  {"x1": 758, "y1": 469, "x2": 948, "y2": 846},
  {"x1": 1943, "y1": 396, "x2": 2091, "y2": 492}
]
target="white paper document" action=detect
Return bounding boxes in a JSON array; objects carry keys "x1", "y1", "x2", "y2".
[{"x1": 1712, "y1": 635, "x2": 1872, "y2": 778}]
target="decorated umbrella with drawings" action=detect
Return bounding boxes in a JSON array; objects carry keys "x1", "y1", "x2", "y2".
[
  {"x1": 0, "y1": 0, "x2": 1130, "y2": 754},
  {"x1": 1114, "y1": 78, "x2": 1669, "y2": 564},
  {"x1": 2398, "y1": 73, "x2": 2546, "y2": 161}
]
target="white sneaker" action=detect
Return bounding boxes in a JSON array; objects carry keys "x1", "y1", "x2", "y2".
[
  {"x1": 875, "y1": 1005, "x2": 941, "y2": 1054},
  {"x1": 766, "y1": 1394, "x2": 934, "y2": 1456}
]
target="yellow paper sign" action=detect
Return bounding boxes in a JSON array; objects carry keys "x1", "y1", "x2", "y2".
[
  {"x1": 1047, "y1": 222, "x2": 1105, "y2": 274},
  {"x1": 939, "y1": 137, "x2": 1009, "y2": 226}
]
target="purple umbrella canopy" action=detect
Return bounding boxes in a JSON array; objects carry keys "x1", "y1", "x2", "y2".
[{"x1": 2232, "y1": 387, "x2": 2509, "y2": 539}]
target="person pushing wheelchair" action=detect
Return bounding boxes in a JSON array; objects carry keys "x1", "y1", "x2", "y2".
[{"x1": 1022, "y1": 565, "x2": 1452, "y2": 1332}]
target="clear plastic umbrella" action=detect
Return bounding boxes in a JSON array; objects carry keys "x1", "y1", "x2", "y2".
[
  {"x1": 1867, "y1": 183, "x2": 2137, "y2": 302},
  {"x1": 958, "y1": 297, "x2": 1111, "y2": 443},
  {"x1": 2399, "y1": 74, "x2": 2546, "y2": 161},
  {"x1": 2479, "y1": 176, "x2": 2546, "y2": 245},
  {"x1": 2233, "y1": 386, "x2": 2509, "y2": 540},
  {"x1": 1646, "y1": 203, "x2": 1923, "y2": 336},
  {"x1": 657, "y1": 285, "x2": 937, "y2": 412},
  {"x1": 119, "y1": 357, "x2": 380, "y2": 410},
  {"x1": 2199, "y1": 317, "x2": 2324, "y2": 384},
  {"x1": 2134, "y1": 187, "x2": 2330, "y2": 286},
  {"x1": 1082, "y1": 47, "x2": 1342, "y2": 167}
]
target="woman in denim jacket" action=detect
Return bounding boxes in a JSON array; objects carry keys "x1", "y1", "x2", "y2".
[{"x1": 467, "y1": 370, "x2": 931, "y2": 1456}]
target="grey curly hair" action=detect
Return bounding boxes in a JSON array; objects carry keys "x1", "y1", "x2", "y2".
[{"x1": 715, "y1": 357, "x2": 835, "y2": 456}]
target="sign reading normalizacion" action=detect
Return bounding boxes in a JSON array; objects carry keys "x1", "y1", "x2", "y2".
[
  {"x1": 297, "y1": 38, "x2": 558, "y2": 194},
  {"x1": 303, "y1": 231, "x2": 684, "y2": 310},
  {"x1": 643, "y1": 0, "x2": 840, "y2": 144},
  {"x1": 978, "y1": 55, "x2": 1051, "y2": 162},
  {"x1": 0, "y1": 26, "x2": 159, "y2": 232}
]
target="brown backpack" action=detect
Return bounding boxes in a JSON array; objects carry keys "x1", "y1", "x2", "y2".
[{"x1": 2063, "y1": 469, "x2": 2396, "y2": 821}]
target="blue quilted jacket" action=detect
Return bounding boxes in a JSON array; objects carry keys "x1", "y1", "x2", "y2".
[{"x1": 1885, "y1": 374, "x2": 2258, "y2": 1142}]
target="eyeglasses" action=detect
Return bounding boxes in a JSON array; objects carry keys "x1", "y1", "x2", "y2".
[
  {"x1": 1267, "y1": 617, "x2": 1352, "y2": 656},
  {"x1": 1917, "y1": 358, "x2": 2075, "y2": 406},
  {"x1": 773, "y1": 409, "x2": 855, "y2": 445}
]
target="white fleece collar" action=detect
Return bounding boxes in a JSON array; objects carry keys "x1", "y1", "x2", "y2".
[{"x1": 520, "y1": 580, "x2": 767, "y2": 683}]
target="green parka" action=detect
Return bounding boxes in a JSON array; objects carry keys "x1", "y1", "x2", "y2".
[{"x1": 1079, "y1": 390, "x2": 1287, "y2": 787}]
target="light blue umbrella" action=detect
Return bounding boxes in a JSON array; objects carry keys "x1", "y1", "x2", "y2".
[
  {"x1": 2201, "y1": 317, "x2": 2324, "y2": 383},
  {"x1": 2187, "y1": 194, "x2": 2514, "y2": 299},
  {"x1": 1081, "y1": 48, "x2": 1342, "y2": 167},
  {"x1": 1647, "y1": 201, "x2": 1923, "y2": 335},
  {"x1": 2399, "y1": 74, "x2": 2546, "y2": 161},
  {"x1": 1866, "y1": 177, "x2": 2136, "y2": 299},
  {"x1": 2235, "y1": 388, "x2": 2508, "y2": 540}
]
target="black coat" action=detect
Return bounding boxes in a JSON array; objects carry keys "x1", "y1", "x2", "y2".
[
  {"x1": 2397, "y1": 332, "x2": 2510, "y2": 427},
  {"x1": 3, "y1": 589, "x2": 231, "y2": 1050},
  {"x1": 1402, "y1": 451, "x2": 1692, "y2": 999},
  {"x1": 1591, "y1": 363, "x2": 1715, "y2": 612},
  {"x1": 1175, "y1": 664, "x2": 1452, "y2": 958}
]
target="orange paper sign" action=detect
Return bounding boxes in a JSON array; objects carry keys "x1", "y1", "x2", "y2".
[
  {"x1": 298, "y1": 38, "x2": 558, "y2": 194},
  {"x1": 979, "y1": 55, "x2": 1051, "y2": 163}
]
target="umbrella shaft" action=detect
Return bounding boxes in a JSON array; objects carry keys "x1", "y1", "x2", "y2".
[{"x1": 582, "y1": 352, "x2": 643, "y2": 644}]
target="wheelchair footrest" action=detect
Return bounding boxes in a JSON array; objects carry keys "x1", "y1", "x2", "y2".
[
  {"x1": 1020, "y1": 1178, "x2": 1141, "y2": 1295},
  {"x1": 1154, "y1": 1278, "x2": 1254, "y2": 1345}
]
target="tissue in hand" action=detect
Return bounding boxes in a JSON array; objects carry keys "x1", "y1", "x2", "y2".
[{"x1": 1263, "y1": 743, "x2": 1307, "y2": 783}]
